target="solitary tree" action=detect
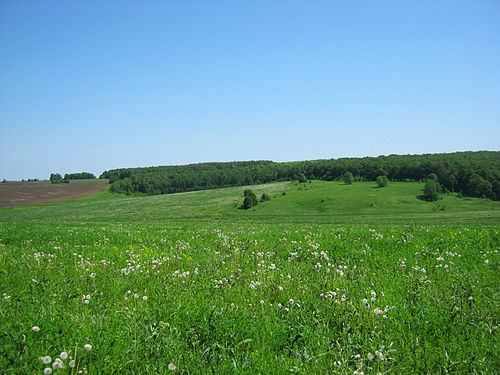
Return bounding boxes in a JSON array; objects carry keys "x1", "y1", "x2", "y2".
[
  {"x1": 376, "y1": 175, "x2": 389, "y2": 187},
  {"x1": 422, "y1": 179, "x2": 439, "y2": 201},
  {"x1": 343, "y1": 172, "x2": 354, "y2": 185},
  {"x1": 261, "y1": 193, "x2": 270, "y2": 202}
]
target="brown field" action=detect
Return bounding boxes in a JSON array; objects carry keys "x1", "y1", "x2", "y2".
[{"x1": 0, "y1": 180, "x2": 108, "y2": 207}]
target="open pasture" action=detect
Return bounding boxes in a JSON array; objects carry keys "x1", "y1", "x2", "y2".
[{"x1": 0, "y1": 221, "x2": 498, "y2": 373}]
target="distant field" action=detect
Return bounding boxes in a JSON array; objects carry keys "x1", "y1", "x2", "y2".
[
  {"x1": 1, "y1": 181, "x2": 498, "y2": 224},
  {"x1": 0, "y1": 180, "x2": 108, "y2": 207}
]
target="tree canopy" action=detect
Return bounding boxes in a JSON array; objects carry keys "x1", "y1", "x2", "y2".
[{"x1": 100, "y1": 151, "x2": 500, "y2": 201}]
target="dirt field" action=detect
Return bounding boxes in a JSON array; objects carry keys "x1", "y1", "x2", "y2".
[{"x1": 0, "y1": 180, "x2": 108, "y2": 207}]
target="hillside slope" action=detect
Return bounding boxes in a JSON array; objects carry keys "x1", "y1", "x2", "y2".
[{"x1": 1, "y1": 181, "x2": 498, "y2": 224}]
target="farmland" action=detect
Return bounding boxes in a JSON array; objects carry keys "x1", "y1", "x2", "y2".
[
  {"x1": 0, "y1": 181, "x2": 498, "y2": 373},
  {"x1": 0, "y1": 180, "x2": 108, "y2": 207}
]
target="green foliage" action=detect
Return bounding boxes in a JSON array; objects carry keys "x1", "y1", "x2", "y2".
[
  {"x1": 297, "y1": 173, "x2": 307, "y2": 183},
  {"x1": 49, "y1": 173, "x2": 68, "y2": 184},
  {"x1": 423, "y1": 179, "x2": 439, "y2": 201},
  {"x1": 241, "y1": 190, "x2": 258, "y2": 209},
  {"x1": 261, "y1": 193, "x2": 271, "y2": 202},
  {"x1": 100, "y1": 152, "x2": 500, "y2": 201},
  {"x1": 376, "y1": 175, "x2": 389, "y2": 187},
  {"x1": 343, "y1": 171, "x2": 354, "y2": 185},
  {"x1": 64, "y1": 172, "x2": 96, "y2": 180}
]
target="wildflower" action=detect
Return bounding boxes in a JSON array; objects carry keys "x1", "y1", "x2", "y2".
[
  {"x1": 143, "y1": 296, "x2": 148, "y2": 301},
  {"x1": 69, "y1": 360, "x2": 75, "y2": 368},
  {"x1": 134, "y1": 293, "x2": 139, "y2": 299},
  {"x1": 367, "y1": 352, "x2": 374, "y2": 360},
  {"x1": 60, "y1": 352, "x2": 68, "y2": 360},
  {"x1": 260, "y1": 300, "x2": 264, "y2": 304},
  {"x1": 44, "y1": 368, "x2": 52, "y2": 375},
  {"x1": 278, "y1": 303, "x2": 282, "y2": 309},
  {"x1": 52, "y1": 358, "x2": 64, "y2": 369},
  {"x1": 41, "y1": 356, "x2": 51, "y2": 364},
  {"x1": 32, "y1": 326, "x2": 40, "y2": 332},
  {"x1": 84, "y1": 300, "x2": 89, "y2": 305},
  {"x1": 168, "y1": 362, "x2": 176, "y2": 371},
  {"x1": 485, "y1": 259, "x2": 489, "y2": 264},
  {"x1": 289, "y1": 299, "x2": 295, "y2": 305},
  {"x1": 375, "y1": 350, "x2": 385, "y2": 360},
  {"x1": 84, "y1": 344, "x2": 92, "y2": 351},
  {"x1": 354, "y1": 354, "x2": 361, "y2": 360},
  {"x1": 278, "y1": 286, "x2": 283, "y2": 291}
]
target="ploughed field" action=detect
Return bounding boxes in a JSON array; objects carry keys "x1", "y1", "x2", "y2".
[
  {"x1": 0, "y1": 222, "x2": 498, "y2": 373},
  {"x1": 0, "y1": 180, "x2": 108, "y2": 207}
]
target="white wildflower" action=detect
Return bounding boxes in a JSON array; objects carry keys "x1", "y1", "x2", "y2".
[
  {"x1": 44, "y1": 368, "x2": 52, "y2": 375},
  {"x1": 84, "y1": 344, "x2": 92, "y2": 351},
  {"x1": 168, "y1": 362, "x2": 176, "y2": 371},
  {"x1": 60, "y1": 352, "x2": 68, "y2": 360},
  {"x1": 32, "y1": 326, "x2": 40, "y2": 332}
]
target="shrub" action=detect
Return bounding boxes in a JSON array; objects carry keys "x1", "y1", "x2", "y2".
[
  {"x1": 261, "y1": 193, "x2": 270, "y2": 202},
  {"x1": 423, "y1": 180, "x2": 439, "y2": 201},
  {"x1": 241, "y1": 190, "x2": 258, "y2": 209},
  {"x1": 376, "y1": 175, "x2": 389, "y2": 188},
  {"x1": 343, "y1": 172, "x2": 354, "y2": 185}
]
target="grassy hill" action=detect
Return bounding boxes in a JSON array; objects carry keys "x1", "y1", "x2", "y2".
[{"x1": 1, "y1": 181, "x2": 498, "y2": 224}]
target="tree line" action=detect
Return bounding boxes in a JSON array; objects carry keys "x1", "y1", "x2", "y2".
[{"x1": 100, "y1": 151, "x2": 500, "y2": 200}]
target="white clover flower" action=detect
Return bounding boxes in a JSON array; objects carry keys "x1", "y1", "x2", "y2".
[
  {"x1": 60, "y1": 352, "x2": 68, "y2": 360},
  {"x1": 32, "y1": 326, "x2": 40, "y2": 332},
  {"x1": 84, "y1": 344, "x2": 92, "y2": 351},
  {"x1": 168, "y1": 362, "x2": 176, "y2": 371},
  {"x1": 143, "y1": 296, "x2": 148, "y2": 301},
  {"x1": 44, "y1": 368, "x2": 52, "y2": 375}
]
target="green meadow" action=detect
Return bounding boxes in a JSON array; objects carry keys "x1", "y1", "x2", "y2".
[{"x1": 0, "y1": 181, "x2": 498, "y2": 374}]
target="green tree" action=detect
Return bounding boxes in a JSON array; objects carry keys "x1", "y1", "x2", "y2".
[
  {"x1": 241, "y1": 190, "x2": 258, "y2": 209},
  {"x1": 343, "y1": 172, "x2": 354, "y2": 185},
  {"x1": 376, "y1": 175, "x2": 389, "y2": 187},
  {"x1": 297, "y1": 173, "x2": 307, "y2": 183},
  {"x1": 50, "y1": 173, "x2": 64, "y2": 184},
  {"x1": 422, "y1": 179, "x2": 439, "y2": 201},
  {"x1": 261, "y1": 193, "x2": 270, "y2": 202}
]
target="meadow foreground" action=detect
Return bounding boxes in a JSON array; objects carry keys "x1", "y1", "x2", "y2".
[{"x1": 0, "y1": 221, "x2": 498, "y2": 373}]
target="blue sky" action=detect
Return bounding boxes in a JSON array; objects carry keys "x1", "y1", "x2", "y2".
[{"x1": 1, "y1": 1, "x2": 499, "y2": 180}]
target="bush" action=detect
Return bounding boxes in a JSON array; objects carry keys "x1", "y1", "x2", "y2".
[
  {"x1": 241, "y1": 190, "x2": 258, "y2": 209},
  {"x1": 422, "y1": 180, "x2": 439, "y2": 201},
  {"x1": 376, "y1": 175, "x2": 389, "y2": 187},
  {"x1": 261, "y1": 193, "x2": 270, "y2": 202},
  {"x1": 343, "y1": 172, "x2": 354, "y2": 185}
]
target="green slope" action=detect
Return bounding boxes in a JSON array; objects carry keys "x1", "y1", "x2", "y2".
[{"x1": 0, "y1": 181, "x2": 499, "y2": 224}]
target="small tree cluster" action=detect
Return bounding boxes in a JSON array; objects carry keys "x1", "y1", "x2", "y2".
[
  {"x1": 241, "y1": 189, "x2": 258, "y2": 209},
  {"x1": 50, "y1": 173, "x2": 69, "y2": 184},
  {"x1": 376, "y1": 175, "x2": 389, "y2": 188},
  {"x1": 261, "y1": 193, "x2": 271, "y2": 202}
]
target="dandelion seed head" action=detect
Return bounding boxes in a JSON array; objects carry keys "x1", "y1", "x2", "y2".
[
  {"x1": 84, "y1": 344, "x2": 92, "y2": 351},
  {"x1": 60, "y1": 352, "x2": 68, "y2": 360},
  {"x1": 44, "y1": 368, "x2": 52, "y2": 375},
  {"x1": 168, "y1": 362, "x2": 176, "y2": 371}
]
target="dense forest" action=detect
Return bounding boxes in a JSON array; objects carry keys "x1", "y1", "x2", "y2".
[{"x1": 100, "y1": 151, "x2": 500, "y2": 200}]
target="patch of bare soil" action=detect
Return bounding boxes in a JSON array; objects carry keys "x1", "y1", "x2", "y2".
[{"x1": 0, "y1": 180, "x2": 108, "y2": 207}]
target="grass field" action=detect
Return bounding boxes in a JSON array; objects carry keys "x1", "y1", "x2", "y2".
[
  {"x1": 1, "y1": 181, "x2": 499, "y2": 224},
  {"x1": 0, "y1": 181, "x2": 498, "y2": 374}
]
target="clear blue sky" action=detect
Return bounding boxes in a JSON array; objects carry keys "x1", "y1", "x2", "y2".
[{"x1": 1, "y1": 1, "x2": 499, "y2": 180}]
